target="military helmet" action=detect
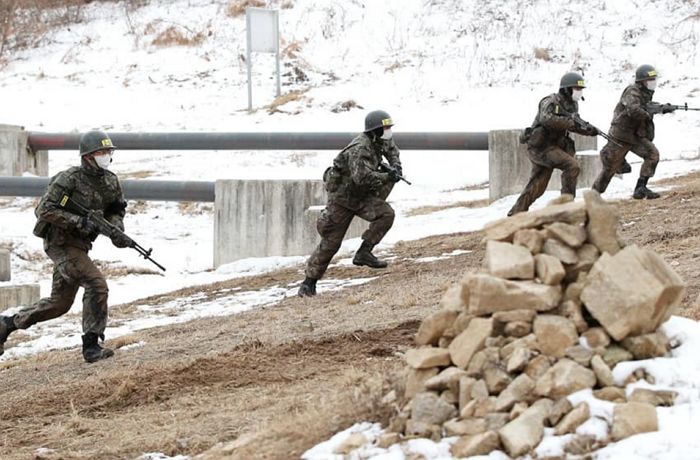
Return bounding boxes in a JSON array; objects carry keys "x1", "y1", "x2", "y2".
[
  {"x1": 79, "y1": 130, "x2": 116, "y2": 157},
  {"x1": 559, "y1": 72, "x2": 586, "y2": 89},
  {"x1": 364, "y1": 110, "x2": 394, "y2": 132},
  {"x1": 635, "y1": 64, "x2": 658, "y2": 82}
]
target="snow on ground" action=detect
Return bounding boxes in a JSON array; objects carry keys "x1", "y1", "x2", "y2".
[{"x1": 2, "y1": 0, "x2": 700, "y2": 458}]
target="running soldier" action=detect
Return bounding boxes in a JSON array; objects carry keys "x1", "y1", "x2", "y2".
[
  {"x1": 0, "y1": 130, "x2": 132, "y2": 362},
  {"x1": 592, "y1": 64, "x2": 668, "y2": 199},
  {"x1": 508, "y1": 72, "x2": 598, "y2": 216},
  {"x1": 298, "y1": 110, "x2": 403, "y2": 297}
]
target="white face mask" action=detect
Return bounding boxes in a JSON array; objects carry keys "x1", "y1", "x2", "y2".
[
  {"x1": 381, "y1": 128, "x2": 393, "y2": 140},
  {"x1": 94, "y1": 153, "x2": 113, "y2": 169},
  {"x1": 645, "y1": 80, "x2": 657, "y2": 91},
  {"x1": 571, "y1": 89, "x2": 584, "y2": 101}
]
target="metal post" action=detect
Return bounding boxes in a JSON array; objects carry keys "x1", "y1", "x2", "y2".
[
  {"x1": 275, "y1": 10, "x2": 281, "y2": 97},
  {"x1": 246, "y1": 11, "x2": 253, "y2": 111}
]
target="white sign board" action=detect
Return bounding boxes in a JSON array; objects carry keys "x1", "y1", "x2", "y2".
[
  {"x1": 246, "y1": 8, "x2": 281, "y2": 110},
  {"x1": 248, "y1": 8, "x2": 279, "y2": 53}
]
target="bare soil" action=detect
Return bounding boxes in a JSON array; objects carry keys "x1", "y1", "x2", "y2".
[{"x1": 1, "y1": 171, "x2": 699, "y2": 460}]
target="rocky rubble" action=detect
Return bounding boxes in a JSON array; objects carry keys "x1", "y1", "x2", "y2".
[{"x1": 386, "y1": 191, "x2": 685, "y2": 458}]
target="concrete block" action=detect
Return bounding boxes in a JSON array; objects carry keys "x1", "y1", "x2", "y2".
[
  {"x1": 489, "y1": 129, "x2": 599, "y2": 203},
  {"x1": 0, "y1": 284, "x2": 40, "y2": 309},
  {"x1": 214, "y1": 179, "x2": 326, "y2": 267},
  {"x1": 0, "y1": 124, "x2": 48, "y2": 177},
  {"x1": 0, "y1": 249, "x2": 10, "y2": 282}
]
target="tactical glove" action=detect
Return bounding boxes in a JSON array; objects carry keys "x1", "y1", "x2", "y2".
[
  {"x1": 388, "y1": 168, "x2": 401, "y2": 183},
  {"x1": 77, "y1": 216, "x2": 99, "y2": 237},
  {"x1": 661, "y1": 103, "x2": 675, "y2": 114},
  {"x1": 110, "y1": 232, "x2": 133, "y2": 248}
]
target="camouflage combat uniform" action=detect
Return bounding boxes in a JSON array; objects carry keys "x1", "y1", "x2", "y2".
[
  {"x1": 12, "y1": 160, "x2": 126, "y2": 338},
  {"x1": 592, "y1": 82, "x2": 659, "y2": 193},
  {"x1": 304, "y1": 132, "x2": 401, "y2": 280},
  {"x1": 508, "y1": 92, "x2": 595, "y2": 215}
]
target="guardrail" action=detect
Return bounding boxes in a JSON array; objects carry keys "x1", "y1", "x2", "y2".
[
  {"x1": 0, "y1": 176, "x2": 214, "y2": 202},
  {"x1": 28, "y1": 132, "x2": 489, "y2": 151}
]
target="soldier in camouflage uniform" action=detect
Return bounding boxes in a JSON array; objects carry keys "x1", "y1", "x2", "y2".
[
  {"x1": 592, "y1": 64, "x2": 668, "y2": 199},
  {"x1": 298, "y1": 110, "x2": 403, "y2": 297},
  {"x1": 508, "y1": 72, "x2": 598, "y2": 216},
  {"x1": 0, "y1": 131, "x2": 132, "y2": 363}
]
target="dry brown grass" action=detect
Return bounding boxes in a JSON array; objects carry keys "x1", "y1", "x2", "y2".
[
  {"x1": 534, "y1": 47, "x2": 552, "y2": 61},
  {"x1": 405, "y1": 199, "x2": 489, "y2": 217},
  {"x1": 151, "y1": 25, "x2": 206, "y2": 47},
  {"x1": 226, "y1": 0, "x2": 266, "y2": 18},
  {"x1": 266, "y1": 89, "x2": 308, "y2": 114},
  {"x1": 281, "y1": 40, "x2": 302, "y2": 59}
]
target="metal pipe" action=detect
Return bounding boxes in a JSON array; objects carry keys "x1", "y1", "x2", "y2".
[
  {"x1": 28, "y1": 132, "x2": 489, "y2": 151},
  {"x1": 0, "y1": 176, "x2": 215, "y2": 202}
]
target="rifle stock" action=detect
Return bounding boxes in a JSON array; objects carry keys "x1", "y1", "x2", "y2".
[{"x1": 59, "y1": 194, "x2": 166, "y2": 271}]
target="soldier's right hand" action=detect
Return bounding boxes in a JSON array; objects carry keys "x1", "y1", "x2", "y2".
[
  {"x1": 387, "y1": 168, "x2": 401, "y2": 183},
  {"x1": 77, "y1": 216, "x2": 99, "y2": 237}
]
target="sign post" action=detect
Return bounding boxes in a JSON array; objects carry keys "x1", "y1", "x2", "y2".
[{"x1": 246, "y1": 8, "x2": 281, "y2": 111}]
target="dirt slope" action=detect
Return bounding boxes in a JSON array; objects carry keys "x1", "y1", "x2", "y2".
[{"x1": 1, "y1": 171, "x2": 699, "y2": 460}]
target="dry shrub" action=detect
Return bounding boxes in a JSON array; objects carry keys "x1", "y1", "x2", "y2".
[
  {"x1": 266, "y1": 89, "x2": 307, "y2": 113},
  {"x1": 331, "y1": 99, "x2": 364, "y2": 113},
  {"x1": 152, "y1": 25, "x2": 205, "y2": 47},
  {"x1": 226, "y1": 0, "x2": 266, "y2": 18},
  {"x1": 0, "y1": 0, "x2": 125, "y2": 64},
  {"x1": 281, "y1": 40, "x2": 302, "y2": 59},
  {"x1": 534, "y1": 47, "x2": 552, "y2": 61}
]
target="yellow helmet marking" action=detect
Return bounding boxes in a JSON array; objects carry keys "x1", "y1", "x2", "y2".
[
  {"x1": 101, "y1": 139, "x2": 114, "y2": 147},
  {"x1": 381, "y1": 118, "x2": 393, "y2": 126}
]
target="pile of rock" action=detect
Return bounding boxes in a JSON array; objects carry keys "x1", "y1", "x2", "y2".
[{"x1": 387, "y1": 191, "x2": 686, "y2": 458}]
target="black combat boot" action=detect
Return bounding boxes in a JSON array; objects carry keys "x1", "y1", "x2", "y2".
[
  {"x1": 632, "y1": 176, "x2": 660, "y2": 200},
  {"x1": 0, "y1": 315, "x2": 18, "y2": 356},
  {"x1": 298, "y1": 277, "x2": 317, "y2": 297},
  {"x1": 352, "y1": 240, "x2": 388, "y2": 269},
  {"x1": 617, "y1": 160, "x2": 632, "y2": 174},
  {"x1": 82, "y1": 333, "x2": 114, "y2": 363}
]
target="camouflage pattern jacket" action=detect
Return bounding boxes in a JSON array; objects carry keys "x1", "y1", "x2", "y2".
[
  {"x1": 324, "y1": 133, "x2": 401, "y2": 209},
  {"x1": 33, "y1": 161, "x2": 126, "y2": 251},
  {"x1": 525, "y1": 92, "x2": 590, "y2": 152},
  {"x1": 609, "y1": 82, "x2": 655, "y2": 144}
]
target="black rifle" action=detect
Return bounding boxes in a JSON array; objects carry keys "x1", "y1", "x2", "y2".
[
  {"x1": 379, "y1": 162, "x2": 412, "y2": 185},
  {"x1": 58, "y1": 194, "x2": 166, "y2": 271},
  {"x1": 559, "y1": 108, "x2": 623, "y2": 148},
  {"x1": 646, "y1": 102, "x2": 700, "y2": 115}
]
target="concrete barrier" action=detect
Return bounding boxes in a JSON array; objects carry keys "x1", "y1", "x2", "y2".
[
  {"x1": 488, "y1": 129, "x2": 599, "y2": 202},
  {"x1": 0, "y1": 249, "x2": 10, "y2": 282},
  {"x1": 0, "y1": 284, "x2": 40, "y2": 309},
  {"x1": 0, "y1": 124, "x2": 48, "y2": 177},
  {"x1": 214, "y1": 180, "x2": 373, "y2": 267}
]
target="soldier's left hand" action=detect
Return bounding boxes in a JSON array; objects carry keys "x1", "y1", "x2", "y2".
[
  {"x1": 388, "y1": 169, "x2": 401, "y2": 183},
  {"x1": 111, "y1": 232, "x2": 133, "y2": 248},
  {"x1": 661, "y1": 103, "x2": 675, "y2": 114}
]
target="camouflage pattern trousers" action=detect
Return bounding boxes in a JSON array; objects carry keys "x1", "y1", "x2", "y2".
[
  {"x1": 509, "y1": 146, "x2": 580, "y2": 215},
  {"x1": 304, "y1": 197, "x2": 395, "y2": 280},
  {"x1": 592, "y1": 138, "x2": 660, "y2": 193},
  {"x1": 14, "y1": 245, "x2": 109, "y2": 336}
]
